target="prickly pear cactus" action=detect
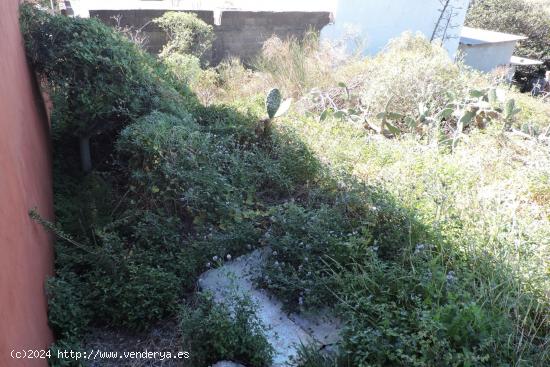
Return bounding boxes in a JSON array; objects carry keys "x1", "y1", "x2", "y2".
[
  {"x1": 266, "y1": 88, "x2": 282, "y2": 119},
  {"x1": 504, "y1": 98, "x2": 520, "y2": 120}
]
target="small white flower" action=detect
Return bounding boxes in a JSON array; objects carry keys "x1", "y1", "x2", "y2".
[
  {"x1": 415, "y1": 244, "x2": 426, "y2": 254},
  {"x1": 304, "y1": 257, "x2": 309, "y2": 262},
  {"x1": 247, "y1": 244, "x2": 252, "y2": 250},
  {"x1": 425, "y1": 271, "x2": 432, "y2": 281},
  {"x1": 212, "y1": 255, "x2": 219, "y2": 261},
  {"x1": 206, "y1": 262, "x2": 212, "y2": 268},
  {"x1": 226, "y1": 254, "x2": 232, "y2": 261},
  {"x1": 272, "y1": 250, "x2": 278, "y2": 256},
  {"x1": 446, "y1": 271, "x2": 457, "y2": 283}
]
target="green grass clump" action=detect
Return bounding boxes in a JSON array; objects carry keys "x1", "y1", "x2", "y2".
[
  {"x1": 180, "y1": 293, "x2": 273, "y2": 367},
  {"x1": 335, "y1": 257, "x2": 517, "y2": 366}
]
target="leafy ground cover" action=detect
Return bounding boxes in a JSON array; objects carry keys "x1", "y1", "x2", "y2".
[{"x1": 21, "y1": 4, "x2": 549, "y2": 367}]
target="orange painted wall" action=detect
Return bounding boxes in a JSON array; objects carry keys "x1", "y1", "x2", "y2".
[{"x1": 0, "y1": 0, "x2": 54, "y2": 366}]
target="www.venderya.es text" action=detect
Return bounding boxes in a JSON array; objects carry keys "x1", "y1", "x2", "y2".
[{"x1": 11, "y1": 349, "x2": 190, "y2": 361}]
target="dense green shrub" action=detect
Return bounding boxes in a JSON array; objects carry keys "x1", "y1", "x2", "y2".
[
  {"x1": 20, "y1": 4, "x2": 194, "y2": 170},
  {"x1": 116, "y1": 112, "x2": 245, "y2": 223},
  {"x1": 41, "y1": 209, "x2": 184, "y2": 331},
  {"x1": 180, "y1": 293, "x2": 273, "y2": 367},
  {"x1": 116, "y1": 111, "x2": 322, "y2": 220},
  {"x1": 21, "y1": 5, "x2": 193, "y2": 135},
  {"x1": 162, "y1": 52, "x2": 203, "y2": 84},
  {"x1": 153, "y1": 11, "x2": 217, "y2": 104},
  {"x1": 154, "y1": 11, "x2": 214, "y2": 63},
  {"x1": 89, "y1": 261, "x2": 180, "y2": 329},
  {"x1": 117, "y1": 112, "x2": 254, "y2": 222},
  {"x1": 46, "y1": 274, "x2": 91, "y2": 339}
]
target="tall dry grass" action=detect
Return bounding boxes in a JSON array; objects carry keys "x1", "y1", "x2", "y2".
[{"x1": 254, "y1": 32, "x2": 345, "y2": 97}]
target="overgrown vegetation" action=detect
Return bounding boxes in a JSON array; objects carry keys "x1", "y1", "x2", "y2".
[
  {"x1": 21, "y1": 5, "x2": 195, "y2": 172},
  {"x1": 21, "y1": 3, "x2": 549, "y2": 367},
  {"x1": 251, "y1": 35, "x2": 549, "y2": 366},
  {"x1": 20, "y1": 5, "x2": 292, "y2": 365}
]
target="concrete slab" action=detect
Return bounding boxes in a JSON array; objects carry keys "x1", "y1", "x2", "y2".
[
  {"x1": 199, "y1": 249, "x2": 342, "y2": 367},
  {"x1": 289, "y1": 309, "x2": 342, "y2": 346}
]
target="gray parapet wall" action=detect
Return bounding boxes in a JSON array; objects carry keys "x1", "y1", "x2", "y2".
[{"x1": 90, "y1": 9, "x2": 332, "y2": 65}]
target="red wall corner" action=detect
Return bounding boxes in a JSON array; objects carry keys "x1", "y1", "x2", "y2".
[{"x1": 0, "y1": 1, "x2": 55, "y2": 366}]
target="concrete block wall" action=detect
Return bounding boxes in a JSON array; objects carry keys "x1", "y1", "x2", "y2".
[
  {"x1": 213, "y1": 11, "x2": 330, "y2": 64},
  {"x1": 90, "y1": 10, "x2": 331, "y2": 64}
]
